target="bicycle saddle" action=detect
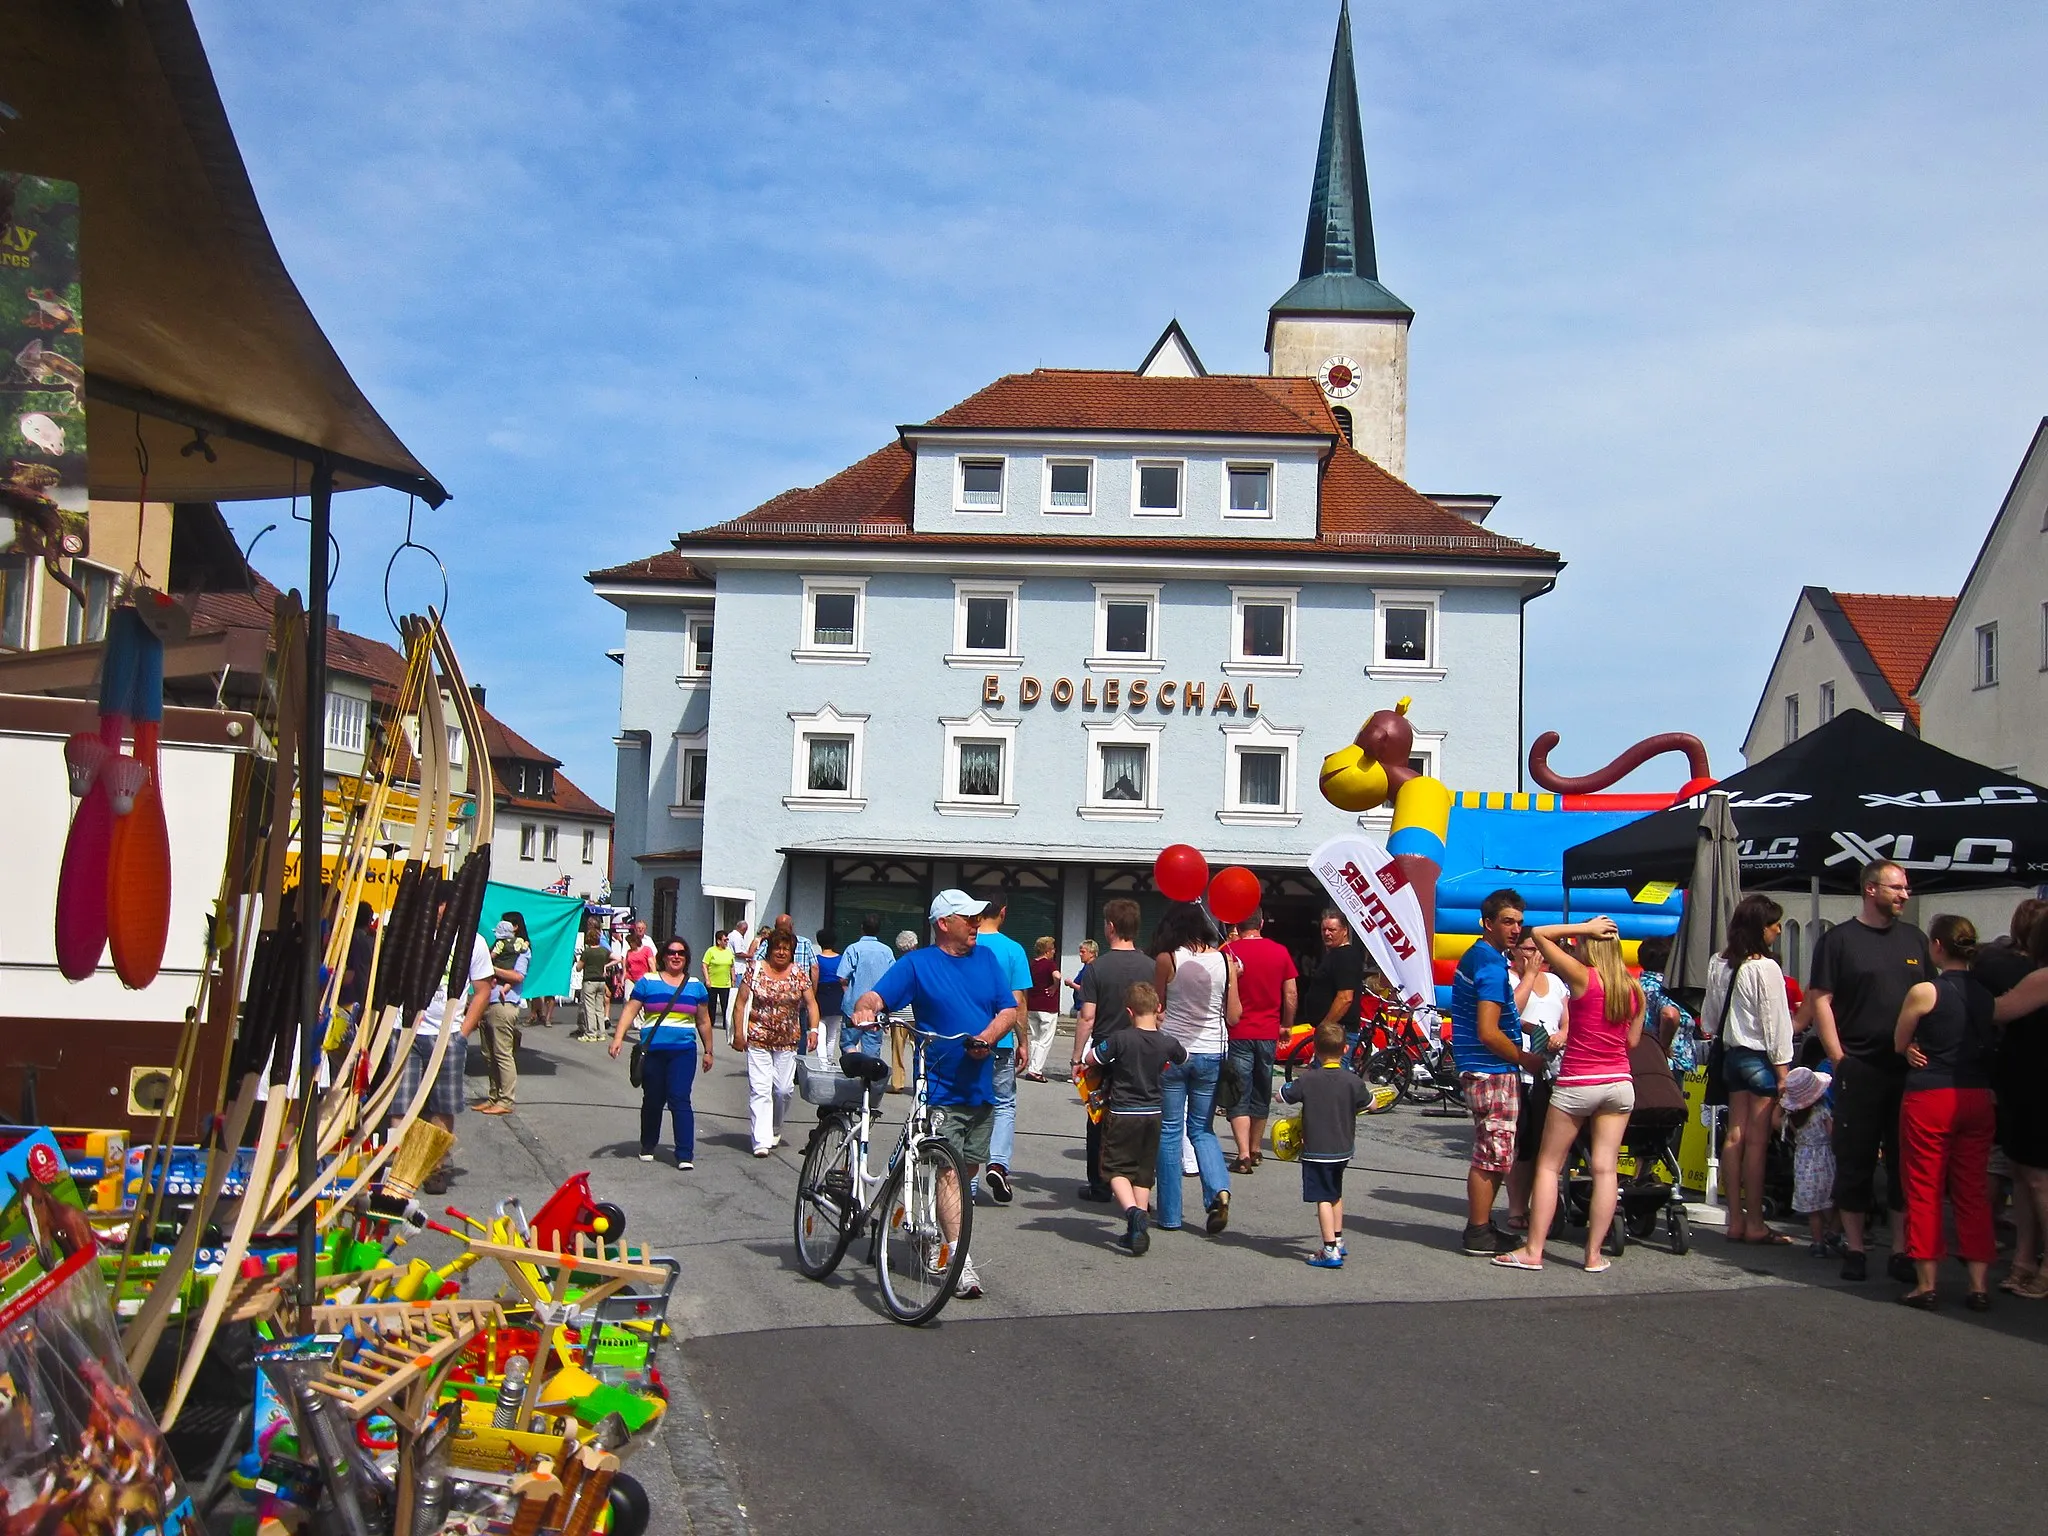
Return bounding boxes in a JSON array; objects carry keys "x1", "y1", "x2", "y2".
[{"x1": 839, "y1": 1052, "x2": 891, "y2": 1083}]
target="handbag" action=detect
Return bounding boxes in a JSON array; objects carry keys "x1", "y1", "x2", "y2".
[
  {"x1": 629, "y1": 981, "x2": 688, "y2": 1090},
  {"x1": 1701, "y1": 960, "x2": 1743, "y2": 1109}
]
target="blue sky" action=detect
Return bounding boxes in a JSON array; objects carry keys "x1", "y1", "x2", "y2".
[{"x1": 189, "y1": 0, "x2": 2048, "y2": 800}]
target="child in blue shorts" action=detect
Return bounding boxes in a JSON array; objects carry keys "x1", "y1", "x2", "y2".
[{"x1": 1277, "y1": 1021, "x2": 1376, "y2": 1268}]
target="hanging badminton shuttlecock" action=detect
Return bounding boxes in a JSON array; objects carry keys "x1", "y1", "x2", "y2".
[
  {"x1": 63, "y1": 731, "x2": 109, "y2": 797},
  {"x1": 100, "y1": 754, "x2": 150, "y2": 815}
]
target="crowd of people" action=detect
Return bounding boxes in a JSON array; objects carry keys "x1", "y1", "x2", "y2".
[{"x1": 401, "y1": 855, "x2": 2048, "y2": 1309}]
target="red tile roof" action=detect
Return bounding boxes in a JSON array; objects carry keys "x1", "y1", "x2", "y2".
[
  {"x1": 1830, "y1": 592, "x2": 1957, "y2": 726},
  {"x1": 586, "y1": 550, "x2": 714, "y2": 586},
  {"x1": 922, "y1": 370, "x2": 1336, "y2": 438}
]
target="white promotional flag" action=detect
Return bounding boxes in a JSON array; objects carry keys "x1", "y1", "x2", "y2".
[{"x1": 1308, "y1": 834, "x2": 1436, "y2": 1010}]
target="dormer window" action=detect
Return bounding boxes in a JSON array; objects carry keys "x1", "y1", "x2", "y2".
[
  {"x1": 957, "y1": 458, "x2": 1005, "y2": 511},
  {"x1": 1046, "y1": 460, "x2": 1092, "y2": 513},
  {"x1": 1226, "y1": 464, "x2": 1272, "y2": 518}
]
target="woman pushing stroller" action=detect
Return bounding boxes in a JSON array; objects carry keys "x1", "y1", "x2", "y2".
[{"x1": 1494, "y1": 915, "x2": 1644, "y2": 1274}]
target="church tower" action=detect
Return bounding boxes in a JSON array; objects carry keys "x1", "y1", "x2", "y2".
[{"x1": 1266, "y1": 1, "x2": 1412, "y2": 478}]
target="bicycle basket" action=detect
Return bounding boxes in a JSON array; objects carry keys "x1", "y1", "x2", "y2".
[{"x1": 796, "y1": 1054, "x2": 867, "y2": 1109}]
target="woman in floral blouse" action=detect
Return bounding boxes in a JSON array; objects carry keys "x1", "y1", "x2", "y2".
[{"x1": 736, "y1": 928, "x2": 820, "y2": 1156}]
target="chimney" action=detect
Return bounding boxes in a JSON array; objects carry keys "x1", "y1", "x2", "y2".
[{"x1": 469, "y1": 684, "x2": 486, "y2": 706}]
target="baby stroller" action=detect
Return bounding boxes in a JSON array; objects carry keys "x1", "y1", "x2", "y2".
[{"x1": 1561, "y1": 1033, "x2": 1692, "y2": 1256}]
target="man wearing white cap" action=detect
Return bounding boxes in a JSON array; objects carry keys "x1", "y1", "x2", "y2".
[{"x1": 849, "y1": 889, "x2": 1018, "y2": 1300}]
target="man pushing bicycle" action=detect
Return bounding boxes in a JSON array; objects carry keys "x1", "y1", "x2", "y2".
[{"x1": 849, "y1": 888, "x2": 1019, "y2": 1301}]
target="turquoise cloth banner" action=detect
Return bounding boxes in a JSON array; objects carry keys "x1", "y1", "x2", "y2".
[{"x1": 479, "y1": 882, "x2": 585, "y2": 999}]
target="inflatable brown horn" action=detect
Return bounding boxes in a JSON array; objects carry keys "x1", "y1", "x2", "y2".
[{"x1": 1528, "y1": 731, "x2": 1711, "y2": 795}]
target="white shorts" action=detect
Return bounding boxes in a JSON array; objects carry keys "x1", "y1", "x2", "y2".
[{"x1": 1549, "y1": 1080, "x2": 1635, "y2": 1119}]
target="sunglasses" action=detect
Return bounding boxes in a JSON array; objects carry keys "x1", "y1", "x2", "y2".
[{"x1": 663, "y1": 948, "x2": 688, "y2": 958}]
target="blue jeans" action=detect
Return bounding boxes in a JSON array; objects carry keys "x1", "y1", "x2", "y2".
[
  {"x1": 840, "y1": 1025, "x2": 884, "y2": 1061},
  {"x1": 987, "y1": 1047, "x2": 1018, "y2": 1172},
  {"x1": 639, "y1": 1046, "x2": 698, "y2": 1161},
  {"x1": 1156, "y1": 1052, "x2": 1230, "y2": 1228}
]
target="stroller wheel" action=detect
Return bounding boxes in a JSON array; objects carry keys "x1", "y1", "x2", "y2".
[
  {"x1": 1625, "y1": 1206, "x2": 1659, "y2": 1242},
  {"x1": 1668, "y1": 1204, "x2": 1691, "y2": 1256},
  {"x1": 1604, "y1": 1217, "x2": 1626, "y2": 1258}
]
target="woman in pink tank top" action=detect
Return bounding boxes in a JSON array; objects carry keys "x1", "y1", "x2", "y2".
[{"x1": 1494, "y1": 915, "x2": 1643, "y2": 1274}]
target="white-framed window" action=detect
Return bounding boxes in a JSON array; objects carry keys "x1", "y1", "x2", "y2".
[
  {"x1": 796, "y1": 577, "x2": 868, "y2": 664},
  {"x1": 1133, "y1": 459, "x2": 1183, "y2": 517},
  {"x1": 1089, "y1": 583, "x2": 1163, "y2": 672},
  {"x1": 519, "y1": 823, "x2": 537, "y2": 860},
  {"x1": 673, "y1": 726, "x2": 708, "y2": 816},
  {"x1": 582, "y1": 827, "x2": 596, "y2": 864},
  {"x1": 1080, "y1": 715, "x2": 1166, "y2": 820},
  {"x1": 786, "y1": 704, "x2": 869, "y2": 810},
  {"x1": 0, "y1": 554, "x2": 31, "y2": 650},
  {"x1": 687, "y1": 615, "x2": 715, "y2": 676},
  {"x1": 1224, "y1": 462, "x2": 1274, "y2": 519},
  {"x1": 64, "y1": 562, "x2": 115, "y2": 646},
  {"x1": 1367, "y1": 589, "x2": 1445, "y2": 681},
  {"x1": 1218, "y1": 715, "x2": 1303, "y2": 826},
  {"x1": 1784, "y1": 693, "x2": 1800, "y2": 744},
  {"x1": 542, "y1": 825, "x2": 559, "y2": 861},
  {"x1": 937, "y1": 709, "x2": 1020, "y2": 817},
  {"x1": 1818, "y1": 681, "x2": 1836, "y2": 724},
  {"x1": 1043, "y1": 458, "x2": 1093, "y2": 514},
  {"x1": 1226, "y1": 586, "x2": 1301, "y2": 676},
  {"x1": 325, "y1": 692, "x2": 367, "y2": 753},
  {"x1": 1977, "y1": 622, "x2": 1999, "y2": 688},
  {"x1": 948, "y1": 580, "x2": 1022, "y2": 668},
  {"x1": 956, "y1": 456, "x2": 1006, "y2": 512}
]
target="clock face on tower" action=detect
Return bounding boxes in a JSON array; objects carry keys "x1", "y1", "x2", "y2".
[{"x1": 1318, "y1": 355, "x2": 1360, "y2": 399}]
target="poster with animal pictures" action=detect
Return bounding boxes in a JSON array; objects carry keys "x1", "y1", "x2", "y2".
[
  {"x1": 0, "y1": 174, "x2": 87, "y2": 562},
  {"x1": 0, "y1": 1130, "x2": 194, "y2": 1535}
]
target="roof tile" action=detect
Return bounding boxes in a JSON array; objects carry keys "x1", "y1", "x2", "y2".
[{"x1": 1830, "y1": 591, "x2": 1957, "y2": 726}]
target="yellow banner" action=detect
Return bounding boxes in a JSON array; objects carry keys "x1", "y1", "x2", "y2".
[{"x1": 281, "y1": 853, "x2": 408, "y2": 913}]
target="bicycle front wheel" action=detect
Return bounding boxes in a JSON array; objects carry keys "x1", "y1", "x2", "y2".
[
  {"x1": 793, "y1": 1115, "x2": 857, "y2": 1280},
  {"x1": 876, "y1": 1135, "x2": 970, "y2": 1326}
]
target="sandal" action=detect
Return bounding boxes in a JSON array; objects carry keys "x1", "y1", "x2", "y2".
[
  {"x1": 1584, "y1": 1259, "x2": 1613, "y2": 1275},
  {"x1": 1999, "y1": 1266, "x2": 2037, "y2": 1295},
  {"x1": 1490, "y1": 1252, "x2": 1544, "y2": 1272},
  {"x1": 1228, "y1": 1156, "x2": 1255, "y2": 1175},
  {"x1": 1740, "y1": 1230, "x2": 1797, "y2": 1246}
]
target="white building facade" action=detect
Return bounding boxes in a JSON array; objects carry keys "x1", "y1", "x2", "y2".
[{"x1": 591, "y1": 10, "x2": 1563, "y2": 964}]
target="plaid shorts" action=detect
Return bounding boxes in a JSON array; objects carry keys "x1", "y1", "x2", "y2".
[
  {"x1": 396, "y1": 1029, "x2": 468, "y2": 1120},
  {"x1": 1462, "y1": 1071, "x2": 1520, "y2": 1175}
]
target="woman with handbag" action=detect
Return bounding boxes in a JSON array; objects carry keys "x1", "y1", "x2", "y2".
[
  {"x1": 1151, "y1": 903, "x2": 1241, "y2": 1235},
  {"x1": 1702, "y1": 895, "x2": 1796, "y2": 1244},
  {"x1": 736, "y1": 928, "x2": 820, "y2": 1156},
  {"x1": 609, "y1": 938, "x2": 712, "y2": 1169}
]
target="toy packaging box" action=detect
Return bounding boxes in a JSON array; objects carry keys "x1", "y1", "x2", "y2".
[{"x1": 0, "y1": 1129, "x2": 195, "y2": 1535}]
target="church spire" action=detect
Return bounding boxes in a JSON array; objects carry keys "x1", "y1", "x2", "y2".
[{"x1": 1272, "y1": 0, "x2": 1410, "y2": 320}]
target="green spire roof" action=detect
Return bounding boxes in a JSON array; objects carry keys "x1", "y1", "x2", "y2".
[{"x1": 1270, "y1": 1, "x2": 1411, "y2": 321}]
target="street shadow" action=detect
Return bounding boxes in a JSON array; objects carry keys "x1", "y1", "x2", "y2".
[
  {"x1": 1367, "y1": 1184, "x2": 1470, "y2": 1219},
  {"x1": 1016, "y1": 1209, "x2": 1127, "y2": 1255}
]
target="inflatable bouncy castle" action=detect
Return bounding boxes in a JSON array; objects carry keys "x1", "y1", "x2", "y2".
[{"x1": 1316, "y1": 701, "x2": 1715, "y2": 1008}]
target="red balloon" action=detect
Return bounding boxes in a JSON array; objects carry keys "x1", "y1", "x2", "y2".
[
  {"x1": 1153, "y1": 844, "x2": 1210, "y2": 904},
  {"x1": 1207, "y1": 866, "x2": 1262, "y2": 925}
]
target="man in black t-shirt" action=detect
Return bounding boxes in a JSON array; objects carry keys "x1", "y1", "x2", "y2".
[
  {"x1": 1072, "y1": 898, "x2": 1157, "y2": 1203},
  {"x1": 1810, "y1": 859, "x2": 1933, "y2": 1281},
  {"x1": 1298, "y1": 910, "x2": 1368, "y2": 1038}
]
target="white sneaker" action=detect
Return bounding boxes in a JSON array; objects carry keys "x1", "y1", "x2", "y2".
[
  {"x1": 676, "y1": 1160, "x2": 694, "y2": 1170},
  {"x1": 637, "y1": 1151, "x2": 654, "y2": 1163},
  {"x1": 956, "y1": 1258, "x2": 984, "y2": 1299}
]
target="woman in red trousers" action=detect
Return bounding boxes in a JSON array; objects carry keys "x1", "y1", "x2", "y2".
[{"x1": 1893, "y1": 915, "x2": 2001, "y2": 1311}]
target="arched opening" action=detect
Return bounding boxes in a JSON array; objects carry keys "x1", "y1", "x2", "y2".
[{"x1": 1330, "y1": 405, "x2": 1354, "y2": 444}]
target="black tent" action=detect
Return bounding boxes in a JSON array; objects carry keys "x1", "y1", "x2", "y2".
[{"x1": 1563, "y1": 711, "x2": 2048, "y2": 896}]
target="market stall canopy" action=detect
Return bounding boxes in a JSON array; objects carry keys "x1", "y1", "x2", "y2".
[
  {"x1": 1563, "y1": 711, "x2": 2048, "y2": 896},
  {"x1": 5, "y1": 0, "x2": 447, "y2": 504}
]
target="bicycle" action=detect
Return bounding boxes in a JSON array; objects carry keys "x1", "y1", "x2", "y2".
[
  {"x1": 790, "y1": 1029, "x2": 975, "y2": 1325},
  {"x1": 1349, "y1": 999, "x2": 1464, "y2": 1108}
]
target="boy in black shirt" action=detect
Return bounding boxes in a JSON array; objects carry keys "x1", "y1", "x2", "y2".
[
  {"x1": 1087, "y1": 983, "x2": 1187, "y2": 1256},
  {"x1": 1278, "y1": 1022, "x2": 1376, "y2": 1268}
]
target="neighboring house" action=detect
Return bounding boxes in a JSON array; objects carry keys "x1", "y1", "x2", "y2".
[
  {"x1": 589, "y1": 7, "x2": 1563, "y2": 965},
  {"x1": 481, "y1": 700, "x2": 613, "y2": 900},
  {"x1": 1741, "y1": 587, "x2": 1955, "y2": 763},
  {"x1": 1741, "y1": 419, "x2": 2048, "y2": 969}
]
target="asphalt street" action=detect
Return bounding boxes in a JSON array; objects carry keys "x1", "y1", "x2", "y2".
[{"x1": 439, "y1": 1017, "x2": 2048, "y2": 1533}]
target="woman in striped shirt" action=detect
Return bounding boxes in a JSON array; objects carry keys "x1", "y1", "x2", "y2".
[{"x1": 1494, "y1": 915, "x2": 1643, "y2": 1273}]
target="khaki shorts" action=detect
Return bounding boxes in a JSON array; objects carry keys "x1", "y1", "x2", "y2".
[
  {"x1": 1549, "y1": 1080, "x2": 1636, "y2": 1119},
  {"x1": 935, "y1": 1105, "x2": 994, "y2": 1169}
]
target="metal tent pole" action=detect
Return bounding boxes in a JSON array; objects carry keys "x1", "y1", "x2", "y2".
[
  {"x1": 298, "y1": 460, "x2": 333, "y2": 1310},
  {"x1": 1808, "y1": 874, "x2": 1821, "y2": 985}
]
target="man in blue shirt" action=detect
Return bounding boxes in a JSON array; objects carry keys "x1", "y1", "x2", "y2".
[
  {"x1": 1449, "y1": 888, "x2": 1543, "y2": 1255},
  {"x1": 836, "y1": 913, "x2": 897, "y2": 1063},
  {"x1": 973, "y1": 897, "x2": 1033, "y2": 1205},
  {"x1": 850, "y1": 889, "x2": 1018, "y2": 1301}
]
